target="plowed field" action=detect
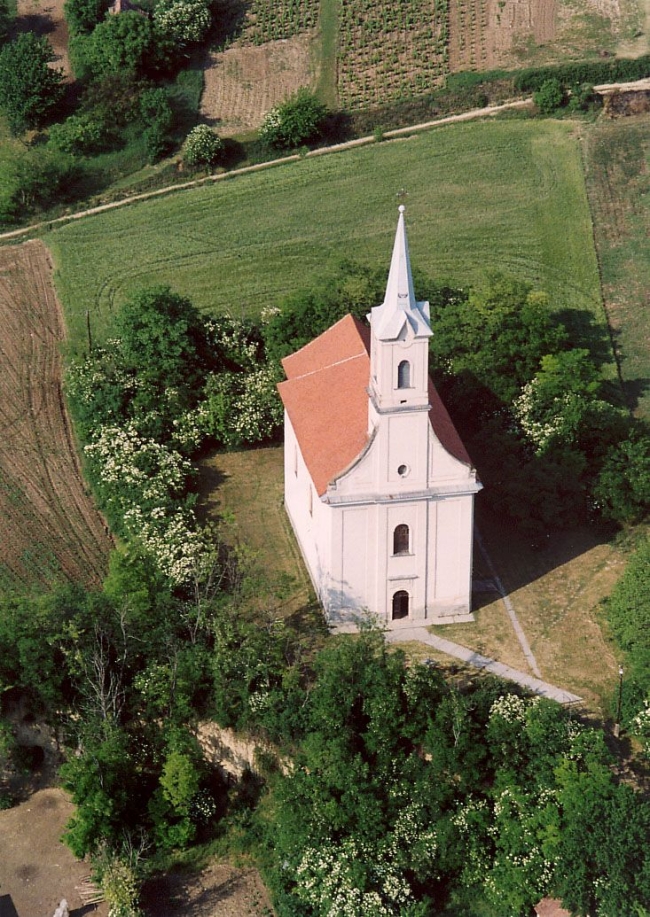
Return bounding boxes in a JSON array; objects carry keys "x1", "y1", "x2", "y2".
[{"x1": 0, "y1": 241, "x2": 111, "y2": 591}]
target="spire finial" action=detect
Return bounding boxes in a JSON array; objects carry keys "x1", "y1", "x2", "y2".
[{"x1": 398, "y1": 204, "x2": 406, "y2": 214}]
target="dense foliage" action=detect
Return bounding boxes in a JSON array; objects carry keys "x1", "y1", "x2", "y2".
[
  {"x1": 0, "y1": 33, "x2": 64, "y2": 134},
  {"x1": 260, "y1": 89, "x2": 328, "y2": 149},
  {"x1": 65, "y1": 287, "x2": 282, "y2": 581}
]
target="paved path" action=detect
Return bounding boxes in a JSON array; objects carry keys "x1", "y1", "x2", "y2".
[
  {"x1": 475, "y1": 530, "x2": 543, "y2": 678},
  {"x1": 386, "y1": 627, "x2": 581, "y2": 705}
]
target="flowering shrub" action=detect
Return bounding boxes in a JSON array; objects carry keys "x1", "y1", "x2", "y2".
[
  {"x1": 153, "y1": 0, "x2": 211, "y2": 45},
  {"x1": 631, "y1": 700, "x2": 650, "y2": 758},
  {"x1": 202, "y1": 367, "x2": 283, "y2": 448},
  {"x1": 182, "y1": 124, "x2": 223, "y2": 168},
  {"x1": 259, "y1": 89, "x2": 327, "y2": 148}
]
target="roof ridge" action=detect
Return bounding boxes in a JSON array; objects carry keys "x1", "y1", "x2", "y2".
[{"x1": 285, "y1": 350, "x2": 367, "y2": 382}]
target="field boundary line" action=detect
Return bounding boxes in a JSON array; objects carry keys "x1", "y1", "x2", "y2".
[{"x1": 0, "y1": 99, "x2": 533, "y2": 245}]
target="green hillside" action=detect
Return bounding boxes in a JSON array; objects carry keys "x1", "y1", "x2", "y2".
[{"x1": 46, "y1": 118, "x2": 607, "y2": 366}]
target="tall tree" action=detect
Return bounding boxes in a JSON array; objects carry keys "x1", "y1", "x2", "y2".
[{"x1": 0, "y1": 33, "x2": 64, "y2": 134}]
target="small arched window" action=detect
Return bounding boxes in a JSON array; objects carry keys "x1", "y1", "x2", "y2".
[
  {"x1": 393, "y1": 524, "x2": 409, "y2": 555},
  {"x1": 397, "y1": 360, "x2": 411, "y2": 389},
  {"x1": 392, "y1": 590, "x2": 409, "y2": 620}
]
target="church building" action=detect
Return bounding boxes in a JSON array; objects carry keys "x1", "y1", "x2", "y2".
[{"x1": 277, "y1": 207, "x2": 482, "y2": 629}]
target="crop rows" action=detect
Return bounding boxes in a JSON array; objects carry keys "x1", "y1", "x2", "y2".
[
  {"x1": 241, "y1": 0, "x2": 319, "y2": 45},
  {"x1": 338, "y1": 0, "x2": 450, "y2": 110},
  {"x1": 450, "y1": 0, "x2": 490, "y2": 71}
]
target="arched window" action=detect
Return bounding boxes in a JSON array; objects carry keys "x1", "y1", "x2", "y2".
[
  {"x1": 397, "y1": 360, "x2": 411, "y2": 389},
  {"x1": 393, "y1": 524, "x2": 409, "y2": 555},
  {"x1": 392, "y1": 590, "x2": 409, "y2": 620}
]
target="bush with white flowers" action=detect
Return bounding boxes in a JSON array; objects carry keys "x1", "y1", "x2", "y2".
[
  {"x1": 153, "y1": 0, "x2": 211, "y2": 45},
  {"x1": 182, "y1": 124, "x2": 223, "y2": 168}
]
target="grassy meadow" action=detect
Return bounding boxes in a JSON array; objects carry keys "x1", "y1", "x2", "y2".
[
  {"x1": 583, "y1": 114, "x2": 650, "y2": 417},
  {"x1": 45, "y1": 118, "x2": 608, "y2": 365}
]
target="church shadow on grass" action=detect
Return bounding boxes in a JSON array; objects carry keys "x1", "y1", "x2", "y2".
[
  {"x1": 0, "y1": 895, "x2": 19, "y2": 917},
  {"x1": 473, "y1": 500, "x2": 615, "y2": 601}
]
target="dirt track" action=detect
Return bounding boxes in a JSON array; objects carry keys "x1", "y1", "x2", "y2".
[{"x1": 0, "y1": 241, "x2": 112, "y2": 589}]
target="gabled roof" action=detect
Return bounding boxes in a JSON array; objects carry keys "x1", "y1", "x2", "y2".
[
  {"x1": 278, "y1": 314, "x2": 472, "y2": 497},
  {"x1": 370, "y1": 205, "x2": 432, "y2": 342}
]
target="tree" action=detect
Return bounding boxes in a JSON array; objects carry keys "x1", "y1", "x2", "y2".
[
  {"x1": 73, "y1": 12, "x2": 154, "y2": 80},
  {"x1": 594, "y1": 432, "x2": 650, "y2": 524},
  {"x1": 429, "y1": 272, "x2": 567, "y2": 407},
  {"x1": 0, "y1": 33, "x2": 64, "y2": 134},
  {"x1": 64, "y1": 0, "x2": 111, "y2": 35},
  {"x1": 259, "y1": 89, "x2": 328, "y2": 149},
  {"x1": 115, "y1": 286, "x2": 208, "y2": 404},
  {"x1": 182, "y1": 124, "x2": 223, "y2": 169}
]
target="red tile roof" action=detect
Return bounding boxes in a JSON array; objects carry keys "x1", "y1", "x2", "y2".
[{"x1": 278, "y1": 314, "x2": 472, "y2": 496}]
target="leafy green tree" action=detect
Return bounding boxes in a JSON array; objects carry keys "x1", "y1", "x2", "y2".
[
  {"x1": 115, "y1": 286, "x2": 208, "y2": 407},
  {"x1": 72, "y1": 12, "x2": 154, "y2": 80},
  {"x1": 534, "y1": 78, "x2": 565, "y2": 114},
  {"x1": 594, "y1": 432, "x2": 650, "y2": 524},
  {"x1": 259, "y1": 88, "x2": 328, "y2": 149},
  {"x1": 0, "y1": 33, "x2": 64, "y2": 134},
  {"x1": 263, "y1": 260, "x2": 385, "y2": 362},
  {"x1": 429, "y1": 272, "x2": 567, "y2": 407},
  {"x1": 64, "y1": 0, "x2": 110, "y2": 34},
  {"x1": 182, "y1": 124, "x2": 223, "y2": 168}
]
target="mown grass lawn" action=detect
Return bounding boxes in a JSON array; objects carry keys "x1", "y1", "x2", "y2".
[
  {"x1": 45, "y1": 117, "x2": 608, "y2": 368},
  {"x1": 582, "y1": 113, "x2": 650, "y2": 416}
]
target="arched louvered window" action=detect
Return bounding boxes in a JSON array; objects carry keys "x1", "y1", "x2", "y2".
[
  {"x1": 393, "y1": 524, "x2": 409, "y2": 555},
  {"x1": 397, "y1": 360, "x2": 411, "y2": 389},
  {"x1": 392, "y1": 590, "x2": 409, "y2": 620}
]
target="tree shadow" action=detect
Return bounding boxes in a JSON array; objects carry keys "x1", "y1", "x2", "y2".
[
  {"x1": 555, "y1": 307, "x2": 617, "y2": 370},
  {"x1": 13, "y1": 13, "x2": 56, "y2": 38},
  {"x1": 620, "y1": 376, "x2": 650, "y2": 412},
  {"x1": 208, "y1": 0, "x2": 250, "y2": 50}
]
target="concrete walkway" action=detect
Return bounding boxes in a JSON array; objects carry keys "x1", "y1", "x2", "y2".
[{"x1": 386, "y1": 627, "x2": 581, "y2": 705}]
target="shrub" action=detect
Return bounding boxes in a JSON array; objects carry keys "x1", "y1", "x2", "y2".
[
  {"x1": 182, "y1": 124, "x2": 223, "y2": 168},
  {"x1": 49, "y1": 113, "x2": 110, "y2": 155},
  {"x1": 153, "y1": 0, "x2": 212, "y2": 46},
  {"x1": 533, "y1": 78, "x2": 565, "y2": 114},
  {"x1": 259, "y1": 89, "x2": 328, "y2": 149}
]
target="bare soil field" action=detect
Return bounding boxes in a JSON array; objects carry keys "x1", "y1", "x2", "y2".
[
  {"x1": 201, "y1": 33, "x2": 317, "y2": 135},
  {"x1": 449, "y1": 0, "x2": 640, "y2": 72},
  {"x1": 0, "y1": 788, "x2": 109, "y2": 917},
  {"x1": 0, "y1": 241, "x2": 111, "y2": 591}
]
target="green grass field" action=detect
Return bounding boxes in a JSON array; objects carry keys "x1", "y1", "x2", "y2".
[
  {"x1": 583, "y1": 114, "x2": 650, "y2": 416},
  {"x1": 44, "y1": 118, "x2": 608, "y2": 368}
]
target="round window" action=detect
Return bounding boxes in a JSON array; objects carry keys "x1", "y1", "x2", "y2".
[{"x1": 397, "y1": 464, "x2": 409, "y2": 477}]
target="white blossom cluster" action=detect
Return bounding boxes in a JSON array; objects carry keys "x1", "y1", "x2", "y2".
[
  {"x1": 295, "y1": 837, "x2": 414, "y2": 916},
  {"x1": 489, "y1": 693, "x2": 529, "y2": 724},
  {"x1": 512, "y1": 382, "x2": 566, "y2": 451},
  {"x1": 153, "y1": 0, "x2": 211, "y2": 44},
  {"x1": 123, "y1": 504, "x2": 208, "y2": 584},
  {"x1": 631, "y1": 700, "x2": 650, "y2": 757},
  {"x1": 259, "y1": 107, "x2": 283, "y2": 143},
  {"x1": 204, "y1": 316, "x2": 259, "y2": 371}
]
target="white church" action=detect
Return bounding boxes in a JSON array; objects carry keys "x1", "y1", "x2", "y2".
[{"x1": 278, "y1": 207, "x2": 482, "y2": 629}]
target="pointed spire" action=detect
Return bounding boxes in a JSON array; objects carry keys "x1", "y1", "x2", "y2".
[{"x1": 370, "y1": 206, "x2": 431, "y2": 341}]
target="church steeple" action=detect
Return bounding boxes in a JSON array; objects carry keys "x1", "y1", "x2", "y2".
[
  {"x1": 370, "y1": 205, "x2": 432, "y2": 342},
  {"x1": 369, "y1": 207, "x2": 431, "y2": 415}
]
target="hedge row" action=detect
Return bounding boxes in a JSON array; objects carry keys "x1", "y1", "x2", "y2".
[{"x1": 514, "y1": 54, "x2": 650, "y2": 91}]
